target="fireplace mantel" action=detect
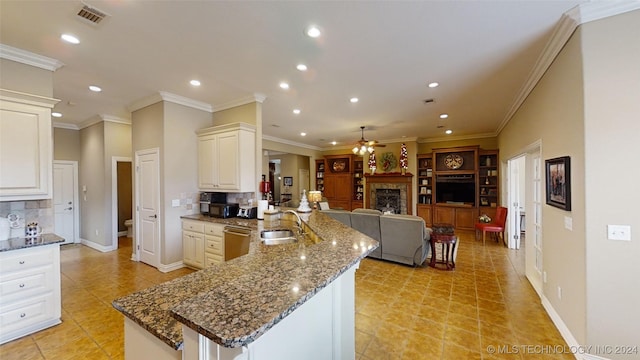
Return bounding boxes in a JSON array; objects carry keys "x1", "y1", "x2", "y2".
[{"x1": 365, "y1": 173, "x2": 413, "y2": 214}]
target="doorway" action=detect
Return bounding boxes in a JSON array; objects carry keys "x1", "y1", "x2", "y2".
[
  {"x1": 134, "y1": 148, "x2": 161, "y2": 268},
  {"x1": 53, "y1": 161, "x2": 79, "y2": 244},
  {"x1": 111, "y1": 157, "x2": 132, "y2": 250},
  {"x1": 506, "y1": 142, "x2": 543, "y2": 296}
]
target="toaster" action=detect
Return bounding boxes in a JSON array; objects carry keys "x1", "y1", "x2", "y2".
[{"x1": 237, "y1": 206, "x2": 257, "y2": 219}]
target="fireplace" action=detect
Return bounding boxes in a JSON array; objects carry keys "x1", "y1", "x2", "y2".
[
  {"x1": 365, "y1": 173, "x2": 413, "y2": 215},
  {"x1": 376, "y1": 189, "x2": 401, "y2": 214}
]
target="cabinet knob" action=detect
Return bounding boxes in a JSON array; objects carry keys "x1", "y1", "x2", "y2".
[
  {"x1": 19, "y1": 283, "x2": 25, "y2": 288},
  {"x1": 20, "y1": 313, "x2": 26, "y2": 318},
  {"x1": 19, "y1": 260, "x2": 25, "y2": 265}
]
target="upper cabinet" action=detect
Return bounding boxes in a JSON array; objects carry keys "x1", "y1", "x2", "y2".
[
  {"x1": 197, "y1": 123, "x2": 256, "y2": 192},
  {"x1": 0, "y1": 90, "x2": 58, "y2": 201}
]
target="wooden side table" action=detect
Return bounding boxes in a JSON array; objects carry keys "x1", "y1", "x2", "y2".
[{"x1": 429, "y1": 223, "x2": 457, "y2": 270}]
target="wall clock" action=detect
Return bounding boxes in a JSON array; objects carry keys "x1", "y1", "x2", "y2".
[{"x1": 444, "y1": 154, "x2": 464, "y2": 170}]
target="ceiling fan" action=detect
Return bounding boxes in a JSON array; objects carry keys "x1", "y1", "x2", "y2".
[{"x1": 352, "y1": 126, "x2": 385, "y2": 155}]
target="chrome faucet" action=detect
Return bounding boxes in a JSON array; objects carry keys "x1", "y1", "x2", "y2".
[{"x1": 283, "y1": 210, "x2": 305, "y2": 236}]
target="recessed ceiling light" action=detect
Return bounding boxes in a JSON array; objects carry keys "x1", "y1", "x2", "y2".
[
  {"x1": 350, "y1": 97, "x2": 359, "y2": 103},
  {"x1": 331, "y1": 141, "x2": 337, "y2": 145},
  {"x1": 428, "y1": 82, "x2": 439, "y2": 88},
  {"x1": 306, "y1": 25, "x2": 321, "y2": 38},
  {"x1": 52, "y1": 112, "x2": 62, "y2": 118},
  {"x1": 190, "y1": 80, "x2": 201, "y2": 86},
  {"x1": 300, "y1": 132, "x2": 307, "y2": 136},
  {"x1": 296, "y1": 64, "x2": 308, "y2": 71},
  {"x1": 89, "y1": 85, "x2": 102, "y2": 92},
  {"x1": 279, "y1": 82, "x2": 290, "y2": 90},
  {"x1": 445, "y1": 129, "x2": 453, "y2": 135},
  {"x1": 440, "y1": 113, "x2": 448, "y2": 119},
  {"x1": 293, "y1": 109, "x2": 301, "y2": 115},
  {"x1": 61, "y1": 34, "x2": 80, "y2": 44}
]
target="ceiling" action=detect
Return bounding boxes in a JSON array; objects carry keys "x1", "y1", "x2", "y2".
[{"x1": 0, "y1": 0, "x2": 587, "y2": 149}]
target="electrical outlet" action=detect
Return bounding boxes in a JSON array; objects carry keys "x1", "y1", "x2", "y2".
[
  {"x1": 543, "y1": 271, "x2": 547, "y2": 283},
  {"x1": 608, "y1": 225, "x2": 631, "y2": 241},
  {"x1": 557, "y1": 286, "x2": 562, "y2": 300},
  {"x1": 95, "y1": 229, "x2": 99, "y2": 236}
]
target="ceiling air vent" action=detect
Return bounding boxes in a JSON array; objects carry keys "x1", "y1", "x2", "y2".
[
  {"x1": 423, "y1": 98, "x2": 435, "y2": 104},
  {"x1": 76, "y1": 4, "x2": 109, "y2": 25}
]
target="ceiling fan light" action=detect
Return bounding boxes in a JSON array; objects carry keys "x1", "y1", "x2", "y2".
[
  {"x1": 367, "y1": 146, "x2": 374, "y2": 153},
  {"x1": 352, "y1": 146, "x2": 359, "y2": 154}
]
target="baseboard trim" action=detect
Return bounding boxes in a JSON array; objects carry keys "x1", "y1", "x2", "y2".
[
  {"x1": 158, "y1": 261, "x2": 185, "y2": 273},
  {"x1": 117, "y1": 231, "x2": 127, "y2": 237},
  {"x1": 80, "y1": 238, "x2": 116, "y2": 253},
  {"x1": 541, "y1": 295, "x2": 604, "y2": 360}
]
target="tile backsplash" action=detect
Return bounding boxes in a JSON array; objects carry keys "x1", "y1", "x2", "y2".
[{"x1": 0, "y1": 200, "x2": 54, "y2": 235}]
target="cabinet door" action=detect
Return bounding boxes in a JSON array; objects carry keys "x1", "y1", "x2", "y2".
[
  {"x1": 198, "y1": 135, "x2": 217, "y2": 189},
  {"x1": 183, "y1": 231, "x2": 204, "y2": 269},
  {"x1": 434, "y1": 206, "x2": 455, "y2": 225},
  {"x1": 455, "y1": 208, "x2": 478, "y2": 230},
  {"x1": 0, "y1": 100, "x2": 52, "y2": 200},
  {"x1": 417, "y1": 205, "x2": 433, "y2": 227},
  {"x1": 216, "y1": 131, "x2": 239, "y2": 190}
]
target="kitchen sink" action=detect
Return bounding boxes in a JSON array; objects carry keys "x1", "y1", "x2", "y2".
[{"x1": 260, "y1": 229, "x2": 297, "y2": 245}]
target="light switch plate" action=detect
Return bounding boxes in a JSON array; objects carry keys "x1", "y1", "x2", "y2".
[
  {"x1": 564, "y1": 216, "x2": 573, "y2": 231},
  {"x1": 171, "y1": 199, "x2": 180, "y2": 207},
  {"x1": 608, "y1": 225, "x2": 631, "y2": 241}
]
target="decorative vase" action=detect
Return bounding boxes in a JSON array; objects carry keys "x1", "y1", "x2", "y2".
[
  {"x1": 371, "y1": 168, "x2": 376, "y2": 175},
  {"x1": 401, "y1": 168, "x2": 406, "y2": 175}
]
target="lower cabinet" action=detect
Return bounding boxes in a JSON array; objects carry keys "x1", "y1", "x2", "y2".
[
  {"x1": 416, "y1": 204, "x2": 433, "y2": 227},
  {"x1": 433, "y1": 206, "x2": 478, "y2": 230},
  {"x1": 182, "y1": 220, "x2": 225, "y2": 270},
  {"x1": 182, "y1": 221, "x2": 205, "y2": 269},
  {"x1": 204, "y1": 223, "x2": 224, "y2": 267},
  {"x1": 0, "y1": 244, "x2": 61, "y2": 345}
]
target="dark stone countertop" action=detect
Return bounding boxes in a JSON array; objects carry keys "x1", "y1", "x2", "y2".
[
  {"x1": 112, "y1": 210, "x2": 378, "y2": 350},
  {"x1": 0, "y1": 233, "x2": 65, "y2": 252}
]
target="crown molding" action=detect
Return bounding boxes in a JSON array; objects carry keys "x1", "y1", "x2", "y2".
[
  {"x1": 78, "y1": 115, "x2": 103, "y2": 130},
  {"x1": 214, "y1": 93, "x2": 267, "y2": 112},
  {"x1": 158, "y1": 91, "x2": 213, "y2": 112},
  {"x1": 262, "y1": 134, "x2": 323, "y2": 151},
  {"x1": 497, "y1": 1, "x2": 640, "y2": 135},
  {"x1": 127, "y1": 91, "x2": 213, "y2": 113},
  {"x1": 0, "y1": 88, "x2": 59, "y2": 108},
  {"x1": 100, "y1": 114, "x2": 131, "y2": 125},
  {"x1": 418, "y1": 132, "x2": 497, "y2": 144},
  {"x1": 53, "y1": 122, "x2": 79, "y2": 130},
  {"x1": 0, "y1": 44, "x2": 64, "y2": 71}
]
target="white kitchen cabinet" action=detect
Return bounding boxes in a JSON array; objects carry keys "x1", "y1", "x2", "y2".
[
  {"x1": 0, "y1": 89, "x2": 58, "y2": 201},
  {"x1": 0, "y1": 244, "x2": 61, "y2": 344},
  {"x1": 204, "y1": 223, "x2": 224, "y2": 267},
  {"x1": 197, "y1": 123, "x2": 255, "y2": 192},
  {"x1": 182, "y1": 221, "x2": 205, "y2": 269}
]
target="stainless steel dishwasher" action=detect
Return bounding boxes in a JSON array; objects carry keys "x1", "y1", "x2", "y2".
[{"x1": 223, "y1": 225, "x2": 251, "y2": 261}]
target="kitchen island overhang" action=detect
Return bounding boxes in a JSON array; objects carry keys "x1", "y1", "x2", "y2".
[{"x1": 112, "y1": 210, "x2": 379, "y2": 358}]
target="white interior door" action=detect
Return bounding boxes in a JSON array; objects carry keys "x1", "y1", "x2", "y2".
[
  {"x1": 526, "y1": 150, "x2": 543, "y2": 296},
  {"x1": 53, "y1": 161, "x2": 78, "y2": 244},
  {"x1": 507, "y1": 157, "x2": 523, "y2": 249},
  {"x1": 136, "y1": 149, "x2": 160, "y2": 268}
]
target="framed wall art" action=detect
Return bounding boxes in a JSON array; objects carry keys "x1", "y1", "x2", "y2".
[
  {"x1": 545, "y1": 156, "x2": 571, "y2": 211},
  {"x1": 283, "y1": 176, "x2": 293, "y2": 187}
]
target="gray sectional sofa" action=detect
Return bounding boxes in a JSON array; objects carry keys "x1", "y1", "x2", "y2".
[{"x1": 321, "y1": 208, "x2": 433, "y2": 266}]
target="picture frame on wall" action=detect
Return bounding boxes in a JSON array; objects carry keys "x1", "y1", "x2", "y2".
[
  {"x1": 283, "y1": 177, "x2": 293, "y2": 187},
  {"x1": 545, "y1": 156, "x2": 571, "y2": 211}
]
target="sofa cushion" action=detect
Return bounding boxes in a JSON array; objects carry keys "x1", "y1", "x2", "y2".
[
  {"x1": 320, "y1": 209, "x2": 352, "y2": 227},
  {"x1": 379, "y1": 214, "x2": 431, "y2": 266},
  {"x1": 352, "y1": 208, "x2": 383, "y2": 215},
  {"x1": 350, "y1": 209, "x2": 382, "y2": 258}
]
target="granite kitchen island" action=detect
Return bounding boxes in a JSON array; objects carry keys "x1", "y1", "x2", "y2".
[{"x1": 112, "y1": 210, "x2": 378, "y2": 360}]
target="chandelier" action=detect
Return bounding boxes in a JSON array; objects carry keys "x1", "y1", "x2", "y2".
[{"x1": 352, "y1": 126, "x2": 375, "y2": 155}]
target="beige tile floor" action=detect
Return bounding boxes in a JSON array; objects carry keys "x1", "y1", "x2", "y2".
[{"x1": 0, "y1": 231, "x2": 571, "y2": 360}]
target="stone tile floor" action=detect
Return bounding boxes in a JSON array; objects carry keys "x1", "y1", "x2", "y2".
[{"x1": 0, "y1": 231, "x2": 572, "y2": 359}]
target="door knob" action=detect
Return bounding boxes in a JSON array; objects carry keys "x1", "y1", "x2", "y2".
[
  {"x1": 68, "y1": 202, "x2": 72, "y2": 205},
  {"x1": 65, "y1": 207, "x2": 73, "y2": 211},
  {"x1": 149, "y1": 214, "x2": 157, "y2": 219}
]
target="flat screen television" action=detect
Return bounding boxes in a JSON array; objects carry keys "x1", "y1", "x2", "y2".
[{"x1": 435, "y1": 181, "x2": 475, "y2": 205}]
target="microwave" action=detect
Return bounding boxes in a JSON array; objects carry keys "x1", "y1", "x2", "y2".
[{"x1": 207, "y1": 203, "x2": 239, "y2": 219}]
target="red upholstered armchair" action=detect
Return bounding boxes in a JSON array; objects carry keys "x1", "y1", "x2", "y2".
[{"x1": 475, "y1": 206, "x2": 508, "y2": 245}]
